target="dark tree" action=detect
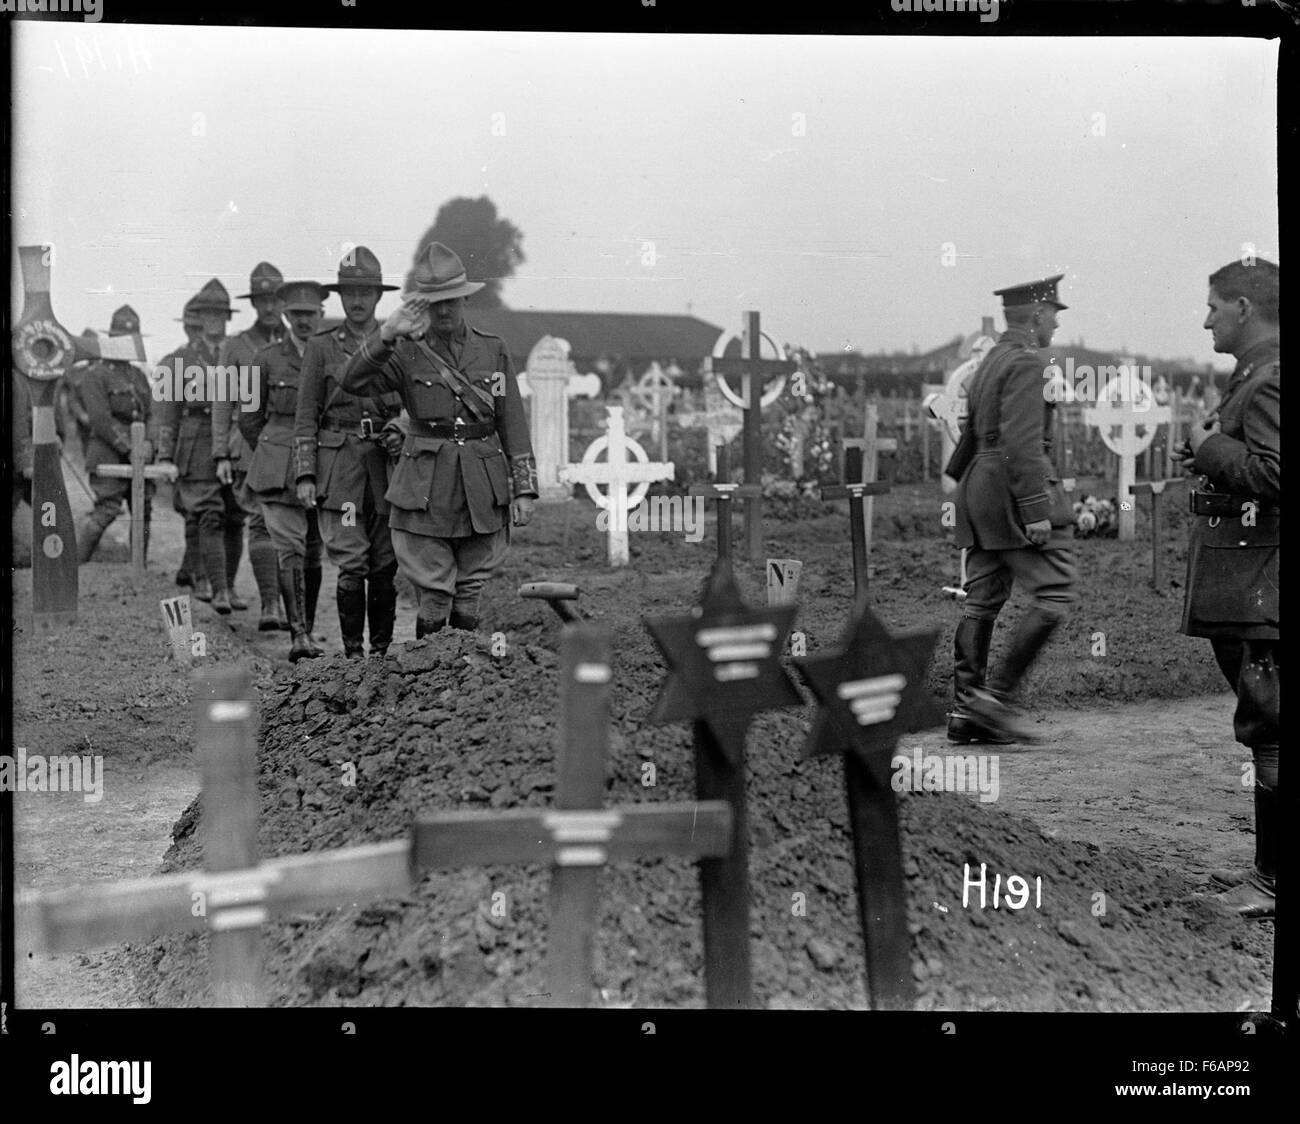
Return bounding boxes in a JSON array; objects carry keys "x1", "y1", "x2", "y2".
[{"x1": 405, "y1": 196, "x2": 525, "y2": 308}]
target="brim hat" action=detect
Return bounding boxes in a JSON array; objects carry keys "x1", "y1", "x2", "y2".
[
  {"x1": 189, "y1": 278, "x2": 235, "y2": 317},
  {"x1": 277, "y1": 280, "x2": 329, "y2": 312},
  {"x1": 106, "y1": 304, "x2": 145, "y2": 337},
  {"x1": 238, "y1": 261, "x2": 285, "y2": 300},
  {"x1": 407, "y1": 241, "x2": 484, "y2": 304},
  {"x1": 325, "y1": 245, "x2": 399, "y2": 293},
  {"x1": 994, "y1": 273, "x2": 1068, "y2": 311}
]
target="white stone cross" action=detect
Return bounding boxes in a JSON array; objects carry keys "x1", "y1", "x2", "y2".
[
  {"x1": 559, "y1": 406, "x2": 675, "y2": 566},
  {"x1": 1083, "y1": 368, "x2": 1171, "y2": 541},
  {"x1": 676, "y1": 380, "x2": 743, "y2": 475}
]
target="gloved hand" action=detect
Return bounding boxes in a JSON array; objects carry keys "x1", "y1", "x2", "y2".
[{"x1": 379, "y1": 419, "x2": 406, "y2": 457}]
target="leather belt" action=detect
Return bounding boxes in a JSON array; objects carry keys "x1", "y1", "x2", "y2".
[
  {"x1": 320, "y1": 418, "x2": 380, "y2": 437},
  {"x1": 1191, "y1": 491, "x2": 1279, "y2": 517},
  {"x1": 410, "y1": 419, "x2": 495, "y2": 442}
]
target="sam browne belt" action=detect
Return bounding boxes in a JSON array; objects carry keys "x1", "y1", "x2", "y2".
[{"x1": 1190, "y1": 491, "x2": 1280, "y2": 517}]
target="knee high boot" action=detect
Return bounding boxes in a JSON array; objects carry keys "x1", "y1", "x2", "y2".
[
  {"x1": 176, "y1": 515, "x2": 200, "y2": 587},
  {"x1": 224, "y1": 521, "x2": 247, "y2": 609},
  {"x1": 337, "y1": 576, "x2": 367, "y2": 659},
  {"x1": 304, "y1": 565, "x2": 323, "y2": 637},
  {"x1": 200, "y1": 521, "x2": 231, "y2": 614},
  {"x1": 947, "y1": 617, "x2": 1011, "y2": 744},
  {"x1": 280, "y1": 564, "x2": 322, "y2": 663},
  {"x1": 76, "y1": 513, "x2": 108, "y2": 564},
  {"x1": 415, "y1": 593, "x2": 450, "y2": 639},
  {"x1": 967, "y1": 607, "x2": 1063, "y2": 743},
  {"x1": 367, "y1": 574, "x2": 397, "y2": 656},
  {"x1": 249, "y1": 538, "x2": 284, "y2": 631}
]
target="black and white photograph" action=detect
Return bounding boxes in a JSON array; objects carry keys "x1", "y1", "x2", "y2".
[{"x1": 3, "y1": 5, "x2": 1291, "y2": 1096}]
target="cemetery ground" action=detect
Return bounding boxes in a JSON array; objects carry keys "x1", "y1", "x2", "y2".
[{"x1": 10, "y1": 477, "x2": 1272, "y2": 1011}]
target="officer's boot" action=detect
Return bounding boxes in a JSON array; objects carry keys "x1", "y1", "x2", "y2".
[
  {"x1": 1216, "y1": 748, "x2": 1278, "y2": 918},
  {"x1": 415, "y1": 593, "x2": 450, "y2": 639},
  {"x1": 75, "y1": 511, "x2": 110, "y2": 565},
  {"x1": 279, "y1": 564, "x2": 321, "y2": 663},
  {"x1": 967, "y1": 607, "x2": 1063, "y2": 744},
  {"x1": 224, "y1": 521, "x2": 248, "y2": 610},
  {"x1": 177, "y1": 517, "x2": 201, "y2": 589},
  {"x1": 304, "y1": 564, "x2": 323, "y2": 641},
  {"x1": 366, "y1": 574, "x2": 397, "y2": 657},
  {"x1": 337, "y1": 576, "x2": 367, "y2": 659},
  {"x1": 249, "y1": 538, "x2": 285, "y2": 631},
  {"x1": 947, "y1": 617, "x2": 1012, "y2": 745},
  {"x1": 200, "y1": 522, "x2": 232, "y2": 615}
]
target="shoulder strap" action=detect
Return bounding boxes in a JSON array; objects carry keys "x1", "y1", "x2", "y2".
[{"x1": 412, "y1": 338, "x2": 495, "y2": 422}]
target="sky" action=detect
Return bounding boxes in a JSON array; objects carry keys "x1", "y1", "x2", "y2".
[{"x1": 11, "y1": 26, "x2": 1278, "y2": 368}]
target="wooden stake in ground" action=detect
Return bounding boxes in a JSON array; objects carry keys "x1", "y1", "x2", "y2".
[
  {"x1": 93, "y1": 420, "x2": 178, "y2": 582},
  {"x1": 793, "y1": 600, "x2": 945, "y2": 1010},
  {"x1": 643, "y1": 558, "x2": 803, "y2": 1008},
  {"x1": 711, "y1": 311, "x2": 796, "y2": 561},
  {"x1": 11, "y1": 244, "x2": 83, "y2": 631},
  {"x1": 821, "y1": 446, "x2": 890, "y2": 606},
  {"x1": 1127, "y1": 478, "x2": 1187, "y2": 590},
  {"x1": 688, "y1": 444, "x2": 759, "y2": 568}
]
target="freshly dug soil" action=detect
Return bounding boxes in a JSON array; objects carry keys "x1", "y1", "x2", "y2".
[{"x1": 121, "y1": 624, "x2": 1271, "y2": 1010}]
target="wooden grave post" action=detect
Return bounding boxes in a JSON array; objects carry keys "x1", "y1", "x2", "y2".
[
  {"x1": 643, "y1": 557, "x2": 803, "y2": 1008},
  {"x1": 410, "y1": 624, "x2": 732, "y2": 1006},
  {"x1": 558, "y1": 405, "x2": 674, "y2": 567},
  {"x1": 93, "y1": 420, "x2": 178, "y2": 582},
  {"x1": 18, "y1": 666, "x2": 418, "y2": 1006},
  {"x1": 688, "y1": 443, "x2": 760, "y2": 568},
  {"x1": 1127, "y1": 478, "x2": 1188, "y2": 590},
  {"x1": 793, "y1": 599, "x2": 945, "y2": 1009},
  {"x1": 824, "y1": 445, "x2": 891, "y2": 606},
  {"x1": 711, "y1": 311, "x2": 797, "y2": 561},
  {"x1": 11, "y1": 244, "x2": 84, "y2": 630},
  {"x1": 844, "y1": 402, "x2": 897, "y2": 560}
]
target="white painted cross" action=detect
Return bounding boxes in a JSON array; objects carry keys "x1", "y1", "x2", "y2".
[
  {"x1": 559, "y1": 406, "x2": 675, "y2": 566},
  {"x1": 1083, "y1": 367, "x2": 1170, "y2": 541},
  {"x1": 676, "y1": 380, "x2": 743, "y2": 476}
]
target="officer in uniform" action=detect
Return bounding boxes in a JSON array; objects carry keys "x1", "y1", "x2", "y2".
[
  {"x1": 241, "y1": 280, "x2": 329, "y2": 661},
  {"x1": 1174, "y1": 258, "x2": 1280, "y2": 919},
  {"x1": 341, "y1": 242, "x2": 537, "y2": 636},
  {"x1": 294, "y1": 248, "x2": 403, "y2": 658},
  {"x1": 214, "y1": 262, "x2": 289, "y2": 630},
  {"x1": 947, "y1": 274, "x2": 1077, "y2": 744},
  {"x1": 170, "y1": 297, "x2": 207, "y2": 592},
  {"x1": 156, "y1": 279, "x2": 237, "y2": 613},
  {"x1": 75, "y1": 306, "x2": 156, "y2": 563}
]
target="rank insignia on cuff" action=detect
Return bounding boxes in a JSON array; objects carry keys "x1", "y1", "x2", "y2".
[{"x1": 510, "y1": 454, "x2": 539, "y2": 498}]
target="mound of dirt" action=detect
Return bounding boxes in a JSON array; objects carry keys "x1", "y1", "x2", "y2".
[{"x1": 122, "y1": 624, "x2": 1271, "y2": 1010}]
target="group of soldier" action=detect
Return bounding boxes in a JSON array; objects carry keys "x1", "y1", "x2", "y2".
[{"x1": 63, "y1": 241, "x2": 538, "y2": 663}]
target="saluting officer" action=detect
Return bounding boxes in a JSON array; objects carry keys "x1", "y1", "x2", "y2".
[
  {"x1": 75, "y1": 306, "x2": 156, "y2": 564},
  {"x1": 1176, "y1": 258, "x2": 1281, "y2": 919},
  {"x1": 241, "y1": 280, "x2": 329, "y2": 661},
  {"x1": 214, "y1": 262, "x2": 289, "y2": 631},
  {"x1": 294, "y1": 247, "x2": 404, "y2": 658},
  {"x1": 948, "y1": 274, "x2": 1077, "y2": 744},
  {"x1": 155, "y1": 279, "x2": 237, "y2": 613},
  {"x1": 340, "y1": 242, "x2": 537, "y2": 636}
]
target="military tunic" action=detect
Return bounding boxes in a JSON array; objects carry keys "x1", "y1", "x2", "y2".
[
  {"x1": 340, "y1": 323, "x2": 538, "y2": 538},
  {"x1": 78, "y1": 357, "x2": 156, "y2": 538}
]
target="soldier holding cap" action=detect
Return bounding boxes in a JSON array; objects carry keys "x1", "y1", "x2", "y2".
[
  {"x1": 240, "y1": 279, "x2": 330, "y2": 661},
  {"x1": 946, "y1": 274, "x2": 1077, "y2": 744},
  {"x1": 1174, "y1": 258, "x2": 1280, "y2": 919},
  {"x1": 155, "y1": 279, "x2": 238, "y2": 612},
  {"x1": 294, "y1": 248, "x2": 404, "y2": 658},
  {"x1": 213, "y1": 262, "x2": 290, "y2": 630},
  {"x1": 340, "y1": 242, "x2": 537, "y2": 636},
  {"x1": 75, "y1": 305, "x2": 157, "y2": 564}
]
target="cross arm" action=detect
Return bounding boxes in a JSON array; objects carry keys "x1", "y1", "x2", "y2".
[
  {"x1": 411, "y1": 801, "x2": 732, "y2": 870},
  {"x1": 821, "y1": 481, "x2": 891, "y2": 501},
  {"x1": 688, "y1": 482, "x2": 761, "y2": 499},
  {"x1": 711, "y1": 357, "x2": 797, "y2": 379},
  {"x1": 95, "y1": 463, "x2": 179, "y2": 482}
]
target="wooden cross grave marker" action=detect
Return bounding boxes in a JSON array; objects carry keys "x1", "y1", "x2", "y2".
[
  {"x1": 411, "y1": 624, "x2": 732, "y2": 1006},
  {"x1": 841, "y1": 401, "x2": 897, "y2": 561},
  {"x1": 793, "y1": 600, "x2": 945, "y2": 1010},
  {"x1": 558, "y1": 405, "x2": 674, "y2": 567},
  {"x1": 18, "y1": 667, "x2": 418, "y2": 1006},
  {"x1": 1127, "y1": 477, "x2": 1188, "y2": 590},
  {"x1": 93, "y1": 420, "x2": 178, "y2": 583},
  {"x1": 643, "y1": 557, "x2": 804, "y2": 1008},
  {"x1": 675, "y1": 380, "x2": 743, "y2": 477},
  {"x1": 710, "y1": 311, "x2": 797, "y2": 560},
  {"x1": 11, "y1": 244, "x2": 84, "y2": 630},
  {"x1": 822, "y1": 445, "x2": 891, "y2": 607},
  {"x1": 20, "y1": 651, "x2": 733, "y2": 1008},
  {"x1": 687, "y1": 443, "x2": 760, "y2": 568},
  {"x1": 1083, "y1": 371, "x2": 1170, "y2": 542}
]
